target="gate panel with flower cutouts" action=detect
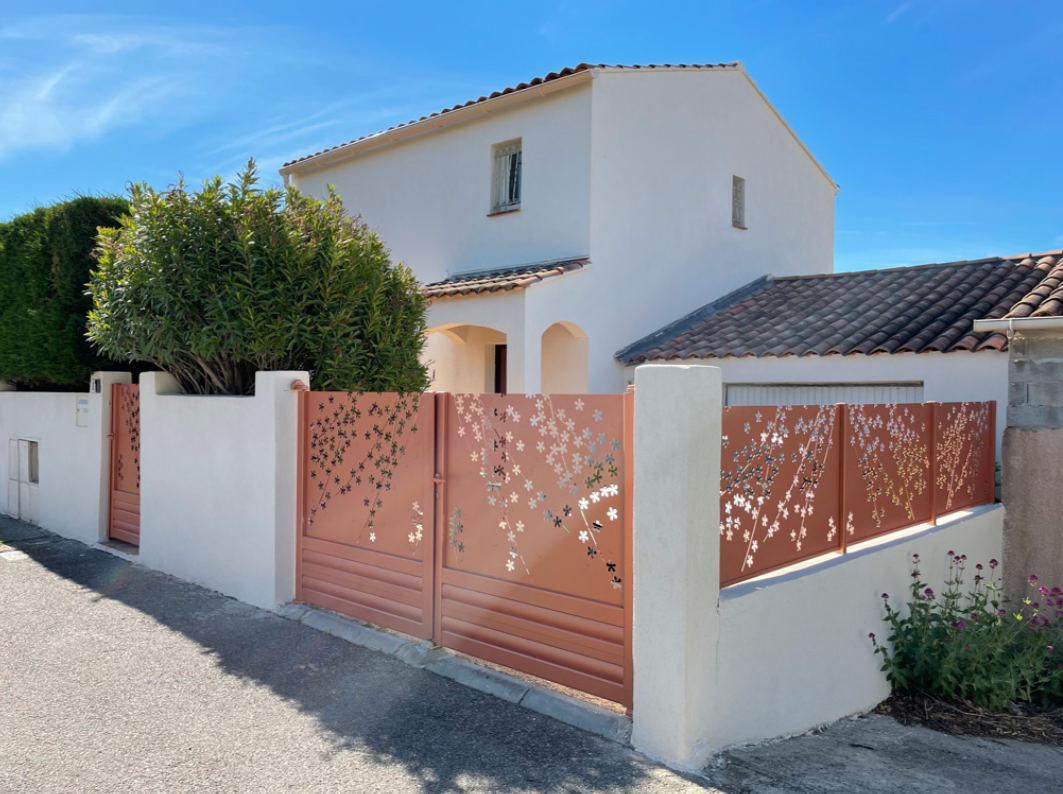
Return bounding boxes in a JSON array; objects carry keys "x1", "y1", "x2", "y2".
[
  {"x1": 297, "y1": 392, "x2": 437, "y2": 640},
  {"x1": 296, "y1": 390, "x2": 634, "y2": 708},
  {"x1": 437, "y1": 393, "x2": 633, "y2": 707}
]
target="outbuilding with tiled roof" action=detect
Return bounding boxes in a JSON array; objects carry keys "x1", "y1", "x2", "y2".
[{"x1": 616, "y1": 251, "x2": 1063, "y2": 453}]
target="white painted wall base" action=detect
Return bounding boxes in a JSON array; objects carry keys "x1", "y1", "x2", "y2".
[
  {"x1": 0, "y1": 371, "x2": 130, "y2": 544},
  {"x1": 712, "y1": 504, "x2": 1004, "y2": 751},
  {"x1": 138, "y1": 371, "x2": 306, "y2": 610}
]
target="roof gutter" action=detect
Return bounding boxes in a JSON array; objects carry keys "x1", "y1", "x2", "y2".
[
  {"x1": 973, "y1": 317, "x2": 1063, "y2": 333},
  {"x1": 280, "y1": 70, "x2": 595, "y2": 177}
]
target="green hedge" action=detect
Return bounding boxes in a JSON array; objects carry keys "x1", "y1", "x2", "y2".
[
  {"x1": 88, "y1": 163, "x2": 429, "y2": 395},
  {"x1": 0, "y1": 197, "x2": 130, "y2": 388}
]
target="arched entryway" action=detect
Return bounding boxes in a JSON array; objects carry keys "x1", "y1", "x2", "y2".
[
  {"x1": 540, "y1": 321, "x2": 588, "y2": 394},
  {"x1": 424, "y1": 324, "x2": 508, "y2": 393}
]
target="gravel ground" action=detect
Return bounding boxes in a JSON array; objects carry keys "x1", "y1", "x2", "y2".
[{"x1": 0, "y1": 516, "x2": 706, "y2": 794}]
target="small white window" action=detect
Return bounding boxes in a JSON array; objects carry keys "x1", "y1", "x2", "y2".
[
  {"x1": 27, "y1": 440, "x2": 38, "y2": 484},
  {"x1": 732, "y1": 175, "x2": 746, "y2": 229},
  {"x1": 491, "y1": 139, "x2": 522, "y2": 213}
]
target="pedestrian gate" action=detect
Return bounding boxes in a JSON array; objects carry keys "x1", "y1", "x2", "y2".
[
  {"x1": 108, "y1": 383, "x2": 141, "y2": 545},
  {"x1": 296, "y1": 391, "x2": 633, "y2": 708}
]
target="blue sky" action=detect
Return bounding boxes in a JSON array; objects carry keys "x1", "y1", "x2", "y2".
[{"x1": 0, "y1": 1, "x2": 1059, "y2": 271}]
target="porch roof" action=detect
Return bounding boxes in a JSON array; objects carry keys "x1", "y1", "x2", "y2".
[{"x1": 423, "y1": 259, "x2": 588, "y2": 300}]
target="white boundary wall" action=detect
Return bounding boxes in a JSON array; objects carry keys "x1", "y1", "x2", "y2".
[
  {"x1": 630, "y1": 364, "x2": 1005, "y2": 769},
  {"x1": 714, "y1": 504, "x2": 1003, "y2": 750},
  {"x1": 0, "y1": 372, "x2": 130, "y2": 544},
  {"x1": 138, "y1": 371, "x2": 306, "y2": 610}
]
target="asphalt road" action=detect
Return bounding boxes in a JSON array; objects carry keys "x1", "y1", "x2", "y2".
[
  {"x1": 5, "y1": 514, "x2": 1063, "y2": 794},
  {"x1": 0, "y1": 516, "x2": 707, "y2": 793}
]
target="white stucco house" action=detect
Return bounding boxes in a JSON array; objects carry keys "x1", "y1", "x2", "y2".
[{"x1": 279, "y1": 62, "x2": 837, "y2": 394}]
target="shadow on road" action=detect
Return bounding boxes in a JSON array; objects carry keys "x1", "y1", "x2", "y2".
[{"x1": 1, "y1": 517, "x2": 707, "y2": 793}]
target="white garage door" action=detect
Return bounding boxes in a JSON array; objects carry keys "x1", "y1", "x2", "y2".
[{"x1": 726, "y1": 383, "x2": 924, "y2": 407}]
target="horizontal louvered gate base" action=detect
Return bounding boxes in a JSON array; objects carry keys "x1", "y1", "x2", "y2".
[
  {"x1": 300, "y1": 536, "x2": 432, "y2": 639},
  {"x1": 296, "y1": 391, "x2": 633, "y2": 709},
  {"x1": 109, "y1": 491, "x2": 141, "y2": 546},
  {"x1": 439, "y1": 571, "x2": 627, "y2": 704}
]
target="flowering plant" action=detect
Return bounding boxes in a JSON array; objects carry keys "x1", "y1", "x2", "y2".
[{"x1": 872, "y1": 551, "x2": 1063, "y2": 710}]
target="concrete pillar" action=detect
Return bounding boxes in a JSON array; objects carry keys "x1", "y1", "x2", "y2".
[
  {"x1": 90, "y1": 371, "x2": 132, "y2": 542},
  {"x1": 631, "y1": 364, "x2": 722, "y2": 770}
]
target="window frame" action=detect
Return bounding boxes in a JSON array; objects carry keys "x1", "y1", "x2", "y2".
[
  {"x1": 732, "y1": 175, "x2": 746, "y2": 230},
  {"x1": 490, "y1": 139, "x2": 522, "y2": 215}
]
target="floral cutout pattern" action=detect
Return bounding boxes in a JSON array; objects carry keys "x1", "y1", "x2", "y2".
[
  {"x1": 847, "y1": 404, "x2": 930, "y2": 534},
  {"x1": 305, "y1": 392, "x2": 422, "y2": 553},
  {"x1": 720, "y1": 401, "x2": 995, "y2": 587},
  {"x1": 115, "y1": 385, "x2": 141, "y2": 493},
  {"x1": 720, "y1": 405, "x2": 838, "y2": 581},
  {"x1": 447, "y1": 393, "x2": 626, "y2": 596},
  {"x1": 935, "y1": 402, "x2": 992, "y2": 512}
]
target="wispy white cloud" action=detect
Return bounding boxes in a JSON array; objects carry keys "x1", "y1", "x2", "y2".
[
  {"x1": 886, "y1": 3, "x2": 914, "y2": 23},
  {"x1": 0, "y1": 16, "x2": 270, "y2": 160}
]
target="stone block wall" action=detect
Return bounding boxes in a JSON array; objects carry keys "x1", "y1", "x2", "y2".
[
  {"x1": 1007, "y1": 333, "x2": 1063, "y2": 429},
  {"x1": 1002, "y1": 329, "x2": 1063, "y2": 593}
]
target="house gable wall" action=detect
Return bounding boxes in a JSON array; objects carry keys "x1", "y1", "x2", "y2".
[
  {"x1": 577, "y1": 69, "x2": 836, "y2": 391},
  {"x1": 290, "y1": 83, "x2": 593, "y2": 284}
]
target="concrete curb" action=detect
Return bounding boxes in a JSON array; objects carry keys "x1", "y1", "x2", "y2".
[
  {"x1": 275, "y1": 603, "x2": 631, "y2": 745},
  {"x1": 93, "y1": 542, "x2": 141, "y2": 564}
]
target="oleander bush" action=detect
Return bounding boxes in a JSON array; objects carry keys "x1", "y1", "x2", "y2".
[
  {"x1": 0, "y1": 197, "x2": 129, "y2": 388},
  {"x1": 88, "y1": 161, "x2": 429, "y2": 395},
  {"x1": 873, "y1": 552, "x2": 1063, "y2": 711}
]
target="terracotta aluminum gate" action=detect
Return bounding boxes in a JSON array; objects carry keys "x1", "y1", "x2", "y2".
[
  {"x1": 108, "y1": 383, "x2": 141, "y2": 545},
  {"x1": 296, "y1": 391, "x2": 633, "y2": 708}
]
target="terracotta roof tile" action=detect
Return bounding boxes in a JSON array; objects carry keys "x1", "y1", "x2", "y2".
[
  {"x1": 424, "y1": 259, "x2": 588, "y2": 300},
  {"x1": 282, "y1": 63, "x2": 740, "y2": 169},
  {"x1": 617, "y1": 252, "x2": 1063, "y2": 364},
  {"x1": 1002, "y1": 254, "x2": 1063, "y2": 318}
]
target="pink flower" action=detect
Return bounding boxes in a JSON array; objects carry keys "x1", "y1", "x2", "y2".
[
  {"x1": 989, "y1": 559, "x2": 999, "y2": 569},
  {"x1": 1030, "y1": 574, "x2": 1039, "y2": 583}
]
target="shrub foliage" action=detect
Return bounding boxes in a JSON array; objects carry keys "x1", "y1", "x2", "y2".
[
  {"x1": 88, "y1": 162, "x2": 429, "y2": 395},
  {"x1": 0, "y1": 197, "x2": 129, "y2": 387},
  {"x1": 873, "y1": 552, "x2": 1063, "y2": 710}
]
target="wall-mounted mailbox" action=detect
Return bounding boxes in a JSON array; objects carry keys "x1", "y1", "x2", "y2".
[{"x1": 76, "y1": 396, "x2": 90, "y2": 427}]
